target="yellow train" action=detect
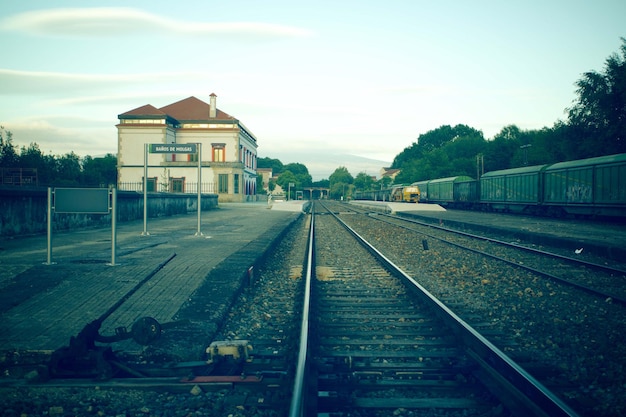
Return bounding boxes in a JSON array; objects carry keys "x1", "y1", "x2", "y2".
[{"x1": 390, "y1": 184, "x2": 421, "y2": 203}]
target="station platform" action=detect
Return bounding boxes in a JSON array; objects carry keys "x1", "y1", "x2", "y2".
[
  {"x1": 268, "y1": 199, "x2": 311, "y2": 212},
  {"x1": 350, "y1": 200, "x2": 445, "y2": 213},
  {"x1": 0, "y1": 203, "x2": 303, "y2": 355}
]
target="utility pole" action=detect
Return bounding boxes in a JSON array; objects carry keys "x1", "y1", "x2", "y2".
[
  {"x1": 476, "y1": 154, "x2": 484, "y2": 178},
  {"x1": 520, "y1": 144, "x2": 531, "y2": 166}
]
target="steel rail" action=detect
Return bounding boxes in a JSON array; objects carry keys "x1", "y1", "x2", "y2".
[
  {"x1": 346, "y1": 202, "x2": 626, "y2": 276},
  {"x1": 320, "y1": 201, "x2": 580, "y2": 417},
  {"x1": 288, "y1": 207, "x2": 315, "y2": 417},
  {"x1": 368, "y1": 212, "x2": 626, "y2": 306},
  {"x1": 391, "y1": 211, "x2": 626, "y2": 276}
]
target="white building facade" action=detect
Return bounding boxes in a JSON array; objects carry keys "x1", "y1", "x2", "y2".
[{"x1": 117, "y1": 95, "x2": 258, "y2": 202}]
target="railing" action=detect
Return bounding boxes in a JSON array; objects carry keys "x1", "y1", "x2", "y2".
[
  {"x1": 0, "y1": 168, "x2": 38, "y2": 186},
  {"x1": 117, "y1": 182, "x2": 217, "y2": 194}
]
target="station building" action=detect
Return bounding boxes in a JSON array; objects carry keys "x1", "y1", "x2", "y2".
[{"x1": 116, "y1": 94, "x2": 258, "y2": 202}]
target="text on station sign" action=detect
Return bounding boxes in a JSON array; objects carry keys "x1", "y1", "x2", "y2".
[{"x1": 150, "y1": 143, "x2": 197, "y2": 153}]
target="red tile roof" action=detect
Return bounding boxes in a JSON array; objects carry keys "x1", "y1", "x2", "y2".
[
  {"x1": 119, "y1": 104, "x2": 166, "y2": 117},
  {"x1": 382, "y1": 168, "x2": 400, "y2": 178},
  {"x1": 159, "y1": 96, "x2": 233, "y2": 121},
  {"x1": 119, "y1": 96, "x2": 234, "y2": 121}
]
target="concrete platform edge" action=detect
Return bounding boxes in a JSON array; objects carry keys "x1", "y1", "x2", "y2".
[{"x1": 150, "y1": 211, "x2": 305, "y2": 360}]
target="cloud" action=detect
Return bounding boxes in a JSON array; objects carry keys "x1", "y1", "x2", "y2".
[
  {"x1": 0, "y1": 68, "x2": 247, "y2": 96},
  {"x1": 2, "y1": 116, "x2": 116, "y2": 157},
  {"x1": 2, "y1": 7, "x2": 314, "y2": 39},
  {"x1": 0, "y1": 68, "x2": 142, "y2": 95}
]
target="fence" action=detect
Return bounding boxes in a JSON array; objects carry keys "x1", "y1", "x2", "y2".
[
  {"x1": 0, "y1": 187, "x2": 219, "y2": 237},
  {"x1": 118, "y1": 181, "x2": 217, "y2": 194},
  {"x1": 1, "y1": 168, "x2": 38, "y2": 186}
]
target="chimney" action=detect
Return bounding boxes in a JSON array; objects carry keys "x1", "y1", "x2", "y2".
[{"x1": 209, "y1": 93, "x2": 217, "y2": 118}]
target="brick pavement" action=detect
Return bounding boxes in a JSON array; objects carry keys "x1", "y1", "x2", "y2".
[{"x1": 0, "y1": 202, "x2": 304, "y2": 353}]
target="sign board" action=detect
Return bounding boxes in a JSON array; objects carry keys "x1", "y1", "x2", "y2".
[
  {"x1": 55, "y1": 188, "x2": 110, "y2": 214},
  {"x1": 149, "y1": 143, "x2": 197, "y2": 154}
]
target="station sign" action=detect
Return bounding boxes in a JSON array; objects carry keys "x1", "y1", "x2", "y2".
[
  {"x1": 55, "y1": 188, "x2": 110, "y2": 214},
  {"x1": 149, "y1": 143, "x2": 197, "y2": 154}
]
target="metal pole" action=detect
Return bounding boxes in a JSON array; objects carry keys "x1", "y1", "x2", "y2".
[
  {"x1": 195, "y1": 143, "x2": 203, "y2": 236},
  {"x1": 45, "y1": 187, "x2": 54, "y2": 265},
  {"x1": 110, "y1": 188, "x2": 117, "y2": 266},
  {"x1": 142, "y1": 143, "x2": 149, "y2": 236}
]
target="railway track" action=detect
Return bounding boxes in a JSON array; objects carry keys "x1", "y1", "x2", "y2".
[
  {"x1": 342, "y1": 202, "x2": 626, "y2": 305},
  {"x1": 318, "y1": 201, "x2": 626, "y2": 417},
  {"x1": 291, "y1": 201, "x2": 578, "y2": 416},
  {"x1": 309, "y1": 205, "x2": 502, "y2": 415}
]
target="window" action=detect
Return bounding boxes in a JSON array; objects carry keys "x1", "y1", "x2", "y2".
[
  {"x1": 212, "y1": 143, "x2": 226, "y2": 162},
  {"x1": 234, "y1": 174, "x2": 239, "y2": 194},
  {"x1": 170, "y1": 178, "x2": 185, "y2": 193},
  {"x1": 144, "y1": 177, "x2": 157, "y2": 192},
  {"x1": 218, "y1": 174, "x2": 229, "y2": 193},
  {"x1": 122, "y1": 119, "x2": 165, "y2": 124}
]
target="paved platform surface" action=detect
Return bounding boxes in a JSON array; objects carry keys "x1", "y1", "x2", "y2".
[
  {"x1": 0, "y1": 202, "x2": 304, "y2": 353},
  {"x1": 351, "y1": 201, "x2": 626, "y2": 260},
  {"x1": 350, "y1": 200, "x2": 445, "y2": 213}
]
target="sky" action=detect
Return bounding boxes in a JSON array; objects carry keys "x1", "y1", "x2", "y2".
[{"x1": 1, "y1": 1, "x2": 625, "y2": 180}]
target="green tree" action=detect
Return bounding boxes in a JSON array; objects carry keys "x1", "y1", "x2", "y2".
[
  {"x1": 413, "y1": 124, "x2": 481, "y2": 155},
  {"x1": 283, "y1": 162, "x2": 312, "y2": 188},
  {"x1": 18, "y1": 142, "x2": 57, "y2": 185},
  {"x1": 540, "y1": 122, "x2": 569, "y2": 162},
  {"x1": 415, "y1": 124, "x2": 456, "y2": 153},
  {"x1": 276, "y1": 170, "x2": 297, "y2": 199},
  {"x1": 312, "y1": 179, "x2": 330, "y2": 188},
  {"x1": 283, "y1": 162, "x2": 307, "y2": 176},
  {"x1": 328, "y1": 167, "x2": 353, "y2": 200},
  {"x1": 353, "y1": 172, "x2": 375, "y2": 191},
  {"x1": 484, "y1": 125, "x2": 524, "y2": 171},
  {"x1": 566, "y1": 37, "x2": 626, "y2": 157},
  {"x1": 329, "y1": 166, "x2": 353, "y2": 186},
  {"x1": 393, "y1": 159, "x2": 420, "y2": 184},
  {"x1": 376, "y1": 176, "x2": 393, "y2": 190},
  {"x1": 393, "y1": 124, "x2": 484, "y2": 182},
  {"x1": 0, "y1": 127, "x2": 19, "y2": 167},
  {"x1": 55, "y1": 152, "x2": 82, "y2": 186},
  {"x1": 257, "y1": 157, "x2": 284, "y2": 175},
  {"x1": 256, "y1": 174, "x2": 266, "y2": 195},
  {"x1": 82, "y1": 153, "x2": 117, "y2": 186},
  {"x1": 392, "y1": 141, "x2": 423, "y2": 169}
]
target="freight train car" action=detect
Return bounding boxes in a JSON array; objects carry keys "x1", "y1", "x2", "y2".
[
  {"x1": 479, "y1": 165, "x2": 548, "y2": 214},
  {"x1": 354, "y1": 184, "x2": 420, "y2": 203},
  {"x1": 413, "y1": 180, "x2": 430, "y2": 201},
  {"x1": 417, "y1": 176, "x2": 473, "y2": 207},
  {"x1": 453, "y1": 179, "x2": 480, "y2": 208},
  {"x1": 542, "y1": 153, "x2": 626, "y2": 217},
  {"x1": 354, "y1": 187, "x2": 386, "y2": 202},
  {"x1": 355, "y1": 153, "x2": 626, "y2": 218}
]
